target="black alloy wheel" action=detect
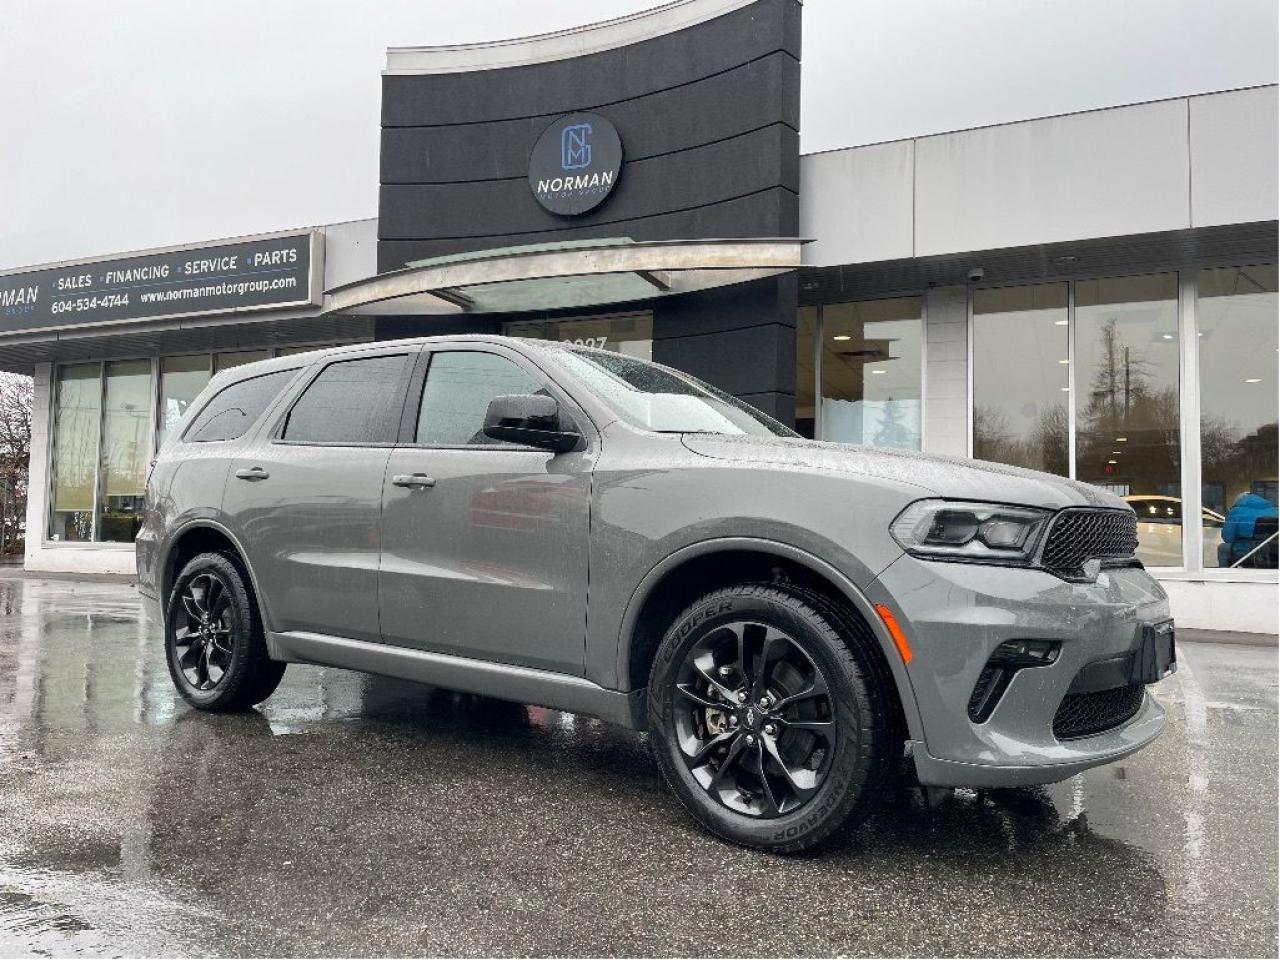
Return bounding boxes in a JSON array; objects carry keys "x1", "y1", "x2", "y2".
[
  {"x1": 165, "y1": 552, "x2": 285, "y2": 711},
  {"x1": 648, "y1": 583, "x2": 901, "y2": 852},
  {"x1": 173, "y1": 572, "x2": 236, "y2": 692},
  {"x1": 675, "y1": 620, "x2": 836, "y2": 818}
]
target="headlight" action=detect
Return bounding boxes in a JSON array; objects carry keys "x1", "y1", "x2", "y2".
[{"x1": 890, "y1": 499, "x2": 1051, "y2": 565}]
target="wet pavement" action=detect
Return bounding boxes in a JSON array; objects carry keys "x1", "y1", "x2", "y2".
[{"x1": 0, "y1": 576, "x2": 1275, "y2": 958}]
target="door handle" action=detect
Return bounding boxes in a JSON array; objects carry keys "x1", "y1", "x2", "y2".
[
  {"x1": 392, "y1": 473, "x2": 436, "y2": 489},
  {"x1": 234, "y1": 466, "x2": 270, "y2": 481}
]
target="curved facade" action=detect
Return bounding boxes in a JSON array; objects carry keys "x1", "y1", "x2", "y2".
[{"x1": 377, "y1": 0, "x2": 800, "y2": 269}]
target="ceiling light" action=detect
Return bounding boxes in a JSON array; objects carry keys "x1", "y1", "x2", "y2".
[
  {"x1": 1112, "y1": 450, "x2": 1121, "y2": 454},
  {"x1": 870, "y1": 368, "x2": 887, "y2": 375},
  {"x1": 833, "y1": 334, "x2": 851, "y2": 341},
  {"x1": 1058, "y1": 359, "x2": 1069, "y2": 364},
  {"x1": 1161, "y1": 333, "x2": 1175, "y2": 340},
  {"x1": 1054, "y1": 320, "x2": 1068, "y2": 326},
  {"x1": 1116, "y1": 437, "x2": 1128, "y2": 442},
  {"x1": 1107, "y1": 460, "x2": 1117, "y2": 465},
  {"x1": 1060, "y1": 387, "x2": 1070, "y2": 392},
  {"x1": 1245, "y1": 377, "x2": 1262, "y2": 383}
]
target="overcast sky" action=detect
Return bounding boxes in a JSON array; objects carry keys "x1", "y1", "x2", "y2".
[{"x1": 1, "y1": 0, "x2": 1275, "y2": 270}]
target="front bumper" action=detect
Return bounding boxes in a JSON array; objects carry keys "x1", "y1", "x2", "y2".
[{"x1": 869, "y1": 555, "x2": 1171, "y2": 788}]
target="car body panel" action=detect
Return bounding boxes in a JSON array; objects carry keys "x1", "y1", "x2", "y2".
[{"x1": 379, "y1": 444, "x2": 593, "y2": 673}]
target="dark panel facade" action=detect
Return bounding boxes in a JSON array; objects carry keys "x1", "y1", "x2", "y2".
[{"x1": 376, "y1": 0, "x2": 803, "y2": 420}]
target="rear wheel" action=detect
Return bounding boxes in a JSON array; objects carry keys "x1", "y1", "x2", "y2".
[
  {"x1": 648, "y1": 583, "x2": 900, "y2": 852},
  {"x1": 165, "y1": 552, "x2": 285, "y2": 711}
]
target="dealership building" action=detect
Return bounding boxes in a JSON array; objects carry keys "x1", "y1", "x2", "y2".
[{"x1": 0, "y1": 0, "x2": 1275, "y2": 632}]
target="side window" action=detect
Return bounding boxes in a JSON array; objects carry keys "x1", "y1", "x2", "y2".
[
  {"x1": 416, "y1": 351, "x2": 543, "y2": 446},
  {"x1": 283, "y1": 354, "x2": 409, "y2": 444},
  {"x1": 184, "y1": 369, "x2": 296, "y2": 443}
]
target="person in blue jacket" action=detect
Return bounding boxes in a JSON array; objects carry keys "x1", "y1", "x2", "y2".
[{"x1": 1217, "y1": 491, "x2": 1279, "y2": 567}]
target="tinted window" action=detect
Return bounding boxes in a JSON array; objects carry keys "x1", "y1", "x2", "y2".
[
  {"x1": 185, "y1": 369, "x2": 296, "y2": 443},
  {"x1": 416, "y1": 352, "x2": 542, "y2": 446},
  {"x1": 283, "y1": 354, "x2": 408, "y2": 443}
]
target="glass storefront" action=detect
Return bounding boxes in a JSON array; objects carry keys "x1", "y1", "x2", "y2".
[
  {"x1": 968, "y1": 265, "x2": 1278, "y2": 572},
  {"x1": 798, "y1": 298, "x2": 923, "y2": 447},
  {"x1": 1198, "y1": 264, "x2": 1279, "y2": 569},
  {"x1": 97, "y1": 360, "x2": 153, "y2": 542},
  {"x1": 972, "y1": 283, "x2": 1069, "y2": 474},
  {"x1": 47, "y1": 342, "x2": 341, "y2": 544},
  {"x1": 49, "y1": 364, "x2": 101, "y2": 542},
  {"x1": 1075, "y1": 273, "x2": 1181, "y2": 567}
]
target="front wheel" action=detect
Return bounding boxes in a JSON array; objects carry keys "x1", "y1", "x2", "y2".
[
  {"x1": 647, "y1": 584, "x2": 901, "y2": 852},
  {"x1": 165, "y1": 552, "x2": 285, "y2": 711}
]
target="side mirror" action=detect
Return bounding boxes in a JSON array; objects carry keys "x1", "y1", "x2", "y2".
[{"x1": 483, "y1": 394, "x2": 581, "y2": 453}]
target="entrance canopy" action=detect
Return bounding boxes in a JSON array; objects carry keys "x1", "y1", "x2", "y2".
[{"x1": 323, "y1": 237, "x2": 802, "y2": 316}]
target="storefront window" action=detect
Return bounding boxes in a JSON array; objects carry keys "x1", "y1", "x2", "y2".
[
  {"x1": 795, "y1": 307, "x2": 817, "y2": 438},
  {"x1": 1075, "y1": 273, "x2": 1180, "y2": 567},
  {"x1": 1198, "y1": 264, "x2": 1278, "y2": 570},
  {"x1": 503, "y1": 313, "x2": 652, "y2": 360},
  {"x1": 49, "y1": 364, "x2": 101, "y2": 542},
  {"x1": 158, "y1": 355, "x2": 211, "y2": 447},
  {"x1": 47, "y1": 344, "x2": 295, "y2": 544},
  {"x1": 972, "y1": 284, "x2": 1069, "y2": 474},
  {"x1": 819, "y1": 298, "x2": 922, "y2": 449},
  {"x1": 98, "y1": 360, "x2": 152, "y2": 542}
]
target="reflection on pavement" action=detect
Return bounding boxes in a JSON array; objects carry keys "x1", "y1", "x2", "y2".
[{"x1": 0, "y1": 577, "x2": 1275, "y2": 957}]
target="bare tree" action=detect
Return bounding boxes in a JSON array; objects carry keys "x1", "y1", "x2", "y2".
[{"x1": 0, "y1": 374, "x2": 33, "y2": 552}]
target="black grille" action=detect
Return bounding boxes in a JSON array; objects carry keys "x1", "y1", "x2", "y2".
[
  {"x1": 1040, "y1": 509, "x2": 1138, "y2": 578},
  {"x1": 1053, "y1": 684, "x2": 1145, "y2": 740}
]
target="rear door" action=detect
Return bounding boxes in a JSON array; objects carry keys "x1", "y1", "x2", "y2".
[
  {"x1": 377, "y1": 344, "x2": 594, "y2": 674},
  {"x1": 226, "y1": 348, "x2": 416, "y2": 643}
]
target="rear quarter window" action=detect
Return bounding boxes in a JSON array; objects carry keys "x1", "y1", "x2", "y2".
[{"x1": 183, "y1": 369, "x2": 297, "y2": 443}]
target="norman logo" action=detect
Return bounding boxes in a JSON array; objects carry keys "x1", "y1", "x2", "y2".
[
  {"x1": 528, "y1": 111, "x2": 622, "y2": 216},
  {"x1": 561, "y1": 123, "x2": 592, "y2": 170}
]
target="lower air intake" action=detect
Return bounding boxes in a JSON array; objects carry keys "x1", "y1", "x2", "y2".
[{"x1": 1053, "y1": 684, "x2": 1146, "y2": 740}]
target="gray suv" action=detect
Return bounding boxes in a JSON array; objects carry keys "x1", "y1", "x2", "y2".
[{"x1": 137, "y1": 336, "x2": 1175, "y2": 851}]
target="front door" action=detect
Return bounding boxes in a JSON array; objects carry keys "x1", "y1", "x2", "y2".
[
  {"x1": 378, "y1": 346, "x2": 593, "y2": 675},
  {"x1": 227, "y1": 349, "x2": 415, "y2": 643}
]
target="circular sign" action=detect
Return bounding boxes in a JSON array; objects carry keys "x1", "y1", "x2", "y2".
[{"x1": 528, "y1": 112, "x2": 623, "y2": 216}]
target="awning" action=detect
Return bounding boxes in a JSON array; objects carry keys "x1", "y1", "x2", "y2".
[{"x1": 323, "y1": 237, "x2": 802, "y2": 316}]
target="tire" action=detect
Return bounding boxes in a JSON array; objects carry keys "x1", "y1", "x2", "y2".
[
  {"x1": 647, "y1": 583, "x2": 901, "y2": 853},
  {"x1": 165, "y1": 551, "x2": 285, "y2": 712}
]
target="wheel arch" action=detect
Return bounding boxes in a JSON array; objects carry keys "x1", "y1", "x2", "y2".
[
  {"x1": 160, "y1": 520, "x2": 272, "y2": 630},
  {"x1": 617, "y1": 538, "x2": 923, "y2": 741}
]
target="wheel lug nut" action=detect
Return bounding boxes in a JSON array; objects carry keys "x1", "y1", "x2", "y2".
[{"x1": 736, "y1": 692, "x2": 747, "y2": 703}]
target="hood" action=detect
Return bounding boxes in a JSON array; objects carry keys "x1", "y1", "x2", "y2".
[{"x1": 680, "y1": 434, "x2": 1128, "y2": 511}]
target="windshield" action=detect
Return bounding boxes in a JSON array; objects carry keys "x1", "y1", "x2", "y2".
[{"x1": 557, "y1": 348, "x2": 798, "y2": 438}]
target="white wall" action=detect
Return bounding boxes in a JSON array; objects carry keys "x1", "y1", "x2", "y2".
[
  {"x1": 800, "y1": 86, "x2": 1279, "y2": 266},
  {"x1": 1190, "y1": 86, "x2": 1280, "y2": 227},
  {"x1": 1158, "y1": 578, "x2": 1279, "y2": 634},
  {"x1": 922, "y1": 285, "x2": 968, "y2": 457}
]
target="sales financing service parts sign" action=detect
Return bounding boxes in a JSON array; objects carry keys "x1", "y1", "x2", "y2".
[
  {"x1": 0, "y1": 232, "x2": 318, "y2": 334},
  {"x1": 528, "y1": 112, "x2": 623, "y2": 216}
]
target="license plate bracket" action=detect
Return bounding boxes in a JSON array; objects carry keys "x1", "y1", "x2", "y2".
[{"x1": 1130, "y1": 620, "x2": 1177, "y2": 685}]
